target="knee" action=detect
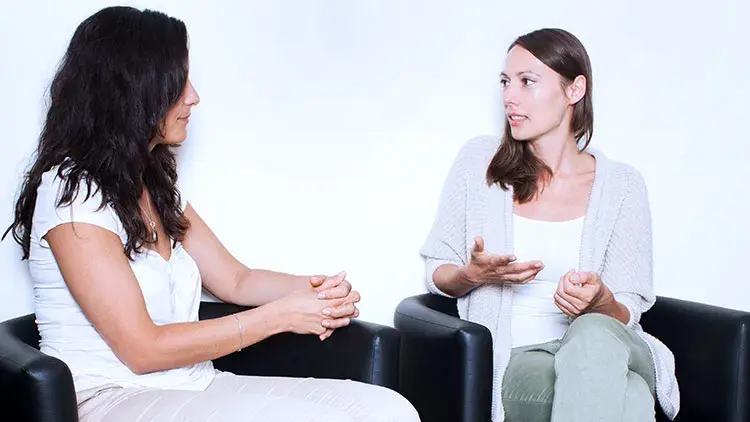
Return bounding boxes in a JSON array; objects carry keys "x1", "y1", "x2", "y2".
[
  {"x1": 562, "y1": 313, "x2": 627, "y2": 349},
  {"x1": 362, "y1": 386, "x2": 420, "y2": 422}
]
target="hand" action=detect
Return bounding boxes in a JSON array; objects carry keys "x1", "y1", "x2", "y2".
[
  {"x1": 309, "y1": 271, "x2": 361, "y2": 340},
  {"x1": 274, "y1": 289, "x2": 336, "y2": 336},
  {"x1": 461, "y1": 236, "x2": 544, "y2": 286},
  {"x1": 553, "y1": 270, "x2": 614, "y2": 317}
]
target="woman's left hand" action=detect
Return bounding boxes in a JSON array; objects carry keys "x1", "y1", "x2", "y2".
[
  {"x1": 309, "y1": 271, "x2": 361, "y2": 340},
  {"x1": 553, "y1": 270, "x2": 614, "y2": 317}
]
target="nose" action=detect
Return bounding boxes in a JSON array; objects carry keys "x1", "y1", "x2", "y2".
[
  {"x1": 184, "y1": 80, "x2": 200, "y2": 107},
  {"x1": 502, "y1": 84, "x2": 517, "y2": 108}
]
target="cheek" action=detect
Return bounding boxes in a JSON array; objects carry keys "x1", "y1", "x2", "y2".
[{"x1": 530, "y1": 87, "x2": 567, "y2": 122}]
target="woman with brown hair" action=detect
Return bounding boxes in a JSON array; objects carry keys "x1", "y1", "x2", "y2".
[{"x1": 420, "y1": 28, "x2": 679, "y2": 421}]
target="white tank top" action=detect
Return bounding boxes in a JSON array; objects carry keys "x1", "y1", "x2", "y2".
[
  {"x1": 28, "y1": 168, "x2": 215, "y2": 393},
  {"x1": 510, "y1": 213, "x2": 584, "y2": 348}
]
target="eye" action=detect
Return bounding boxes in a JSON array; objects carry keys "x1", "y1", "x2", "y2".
[
  {"x1": 522, "y1": 78, "x2": 536, "y2": 86},
  {"x1": 500, "y1": 78, "x2": 510, "y2": 88}
]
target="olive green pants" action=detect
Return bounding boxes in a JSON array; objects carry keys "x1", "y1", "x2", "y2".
[{"x1": 502, "y1": 313, "x2": 656, "y2": 422}]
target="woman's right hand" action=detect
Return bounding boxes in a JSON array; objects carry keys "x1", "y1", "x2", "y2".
[
  {"x1": 274, "y1": 288, "x2": 358, "y2": 336},
  {"x1": 461, "y1": 236, "x2": 544, "y2": 286}
]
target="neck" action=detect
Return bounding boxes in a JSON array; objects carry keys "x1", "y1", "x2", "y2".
[{"x1": 528, "y1": 121, "x2": 584, "y2": 177}]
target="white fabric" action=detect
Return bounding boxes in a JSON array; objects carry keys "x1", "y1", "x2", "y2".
[
  {"x1": 76, "y1": 370, "x2": 421, "y2": 422},
  {"x1": 510, "y1": 214, "x2": 583, "y2": 348},
  {"x1": 420, "y1": 135, "x2": 679, "y2": 421},
  {"x1": 29, "y1": 168, "x2": 215, "y2": 393}
]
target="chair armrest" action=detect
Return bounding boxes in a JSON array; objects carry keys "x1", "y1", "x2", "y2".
[
  {"x1": 198, "y1": 301, "x2": 400, "y2": 389},
  {"x1": 641, "y1": 296, "x2": 750, "y2": 422},
  {"x1": 394, "y1": 294, "x2": 493, "y2": 422},
  {"x1": 0, "y1": 314, "x2": 78, "y2": 422}
]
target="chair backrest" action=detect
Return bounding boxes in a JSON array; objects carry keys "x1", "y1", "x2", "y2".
[{"x1": 1, "y1": 313, "x2": 41, "y2": 349}]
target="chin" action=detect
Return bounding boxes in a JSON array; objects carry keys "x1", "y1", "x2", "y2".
[
  {"x1": 509, "y1": 127, "x2": 533, "y2": 142},
  {"x1": 166, "y1": 133, "x2": 188, "y2": 145}
]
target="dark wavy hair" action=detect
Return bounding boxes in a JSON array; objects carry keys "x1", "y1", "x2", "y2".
[
  {"x1": 3, "y1": 6, "x2": 190, "y2": 259},
  {"x1": 487, "y1": 28, "x2": 594, "y2": 203}
]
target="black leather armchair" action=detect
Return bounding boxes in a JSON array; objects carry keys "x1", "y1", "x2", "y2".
[
  {"x1": 0, "y1": 301, "x2": 401, "y2": 422},
  {"x1": 394, "y1": 294, "x2": 750, "y2": 422}
]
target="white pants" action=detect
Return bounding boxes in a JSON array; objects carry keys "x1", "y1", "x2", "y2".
[{"x1": 77, "y1": 371, "x2": 420, "y2": 421}]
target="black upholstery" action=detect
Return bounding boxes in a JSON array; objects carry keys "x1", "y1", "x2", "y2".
[
  {"x1": 394, "y1": 294, "x2": 750, "y2": 422},
  {"x1": 0, "y1": 301, "x2": 401, "y2": 422}
]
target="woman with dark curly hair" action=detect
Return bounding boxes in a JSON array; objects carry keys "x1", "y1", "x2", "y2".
[{"x1": 4, "y1": 6, "x2": 419, "y2": 421}]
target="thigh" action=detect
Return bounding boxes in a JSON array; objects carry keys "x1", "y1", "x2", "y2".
[
  {"x1": 81, "y1": 380, "x2": 353, "y2": 422},
  {"x1": 562, "y1": 314, "x2": 655, "y2": 393},
  {"x1": 85, "y1": 372, "x2": 418, "y2": 422},
  {"x1": 502, "y1": 342, "x2": 559, "y2": 422},
  {"x1": 208, "y1": 372, "x2": 419, "y2": 422}
]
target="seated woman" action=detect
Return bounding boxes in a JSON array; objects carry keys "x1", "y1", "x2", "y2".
[
  {"x1": 420, "y1": 28, "x2": 679, "y2": 422},
  {"x1": 3, "y1": 6, "x2": 419, "y2": 422}
]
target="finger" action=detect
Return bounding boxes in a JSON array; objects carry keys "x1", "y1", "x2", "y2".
[
  {"x1": 319, "y1": 328, "x2": 334, "y2": 341},
  {"x1": 352, "y1": 306, "x2": 360, "y2": 319},
  {"x1": 312, "y1": 324, "x2": 327, "y2": 336},
  {"x1": 502, "y1": 260, "x2": 544, "y2": 275},
  {"x1": 315, "y1": 271, "x2": 347, "y2": 298},
  {"x1": 558, "y1": 288, "x2": 588, "y2": 312},
  {"x1": 554, "y1": 293, "x2": 578, "y2": 317},
  {"x1": 575, "y1": 271, "x2": 599, "y2": 286},
  {"x1": 490, "y1": 254, "x2": 517, "y2": 267},
  {"x1": 329, "y1": 290, "x2": 361, "y2": 307},
  {"x1": 568, "y1": 271, "x2": 584, "y2": 287},
  {"x1": 318, "y1": 271, "x2": 346, "y2": 290},
  {"x1": 317, "y1": 280, "x2": 352, "y2": 299},
  {"x1": 309, "y1": 275, "x2": 326, "y2": 288},
  {"x1": 322, "y1": 317, "x2": 351, "y2": 329},
  {"x1": 323, "y1": 302, "x2": 356, "y2": 318},
  {"x1": 562, "y1": 275, "x2": 587, "y2": 300},
  {"x1": 472, "y1": 236, "x2": 485, "y2": 255},
  {"x1": 507, "y1": 267, "x2": 542, "y2": 283}
]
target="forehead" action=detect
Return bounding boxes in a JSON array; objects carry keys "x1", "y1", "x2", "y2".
[{"x1": 503, "y1": 46, "x2": 553, "y2": 76}]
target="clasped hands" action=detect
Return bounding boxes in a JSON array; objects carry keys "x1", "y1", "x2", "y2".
[
  {"x1": 276, "y1": 270, "x2": 361, "y2": 341},
  {"x1": 309, "y1": 271, "x2": 360, "y2": 340}
]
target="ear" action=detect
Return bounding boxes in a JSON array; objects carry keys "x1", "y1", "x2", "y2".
[{"x1": 566, "y1": 75, "x2": 586, "y2": 105}]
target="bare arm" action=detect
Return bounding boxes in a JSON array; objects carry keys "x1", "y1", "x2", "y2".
[
  {"x1": 45, "y1": 222, "x2": 288, "y2": 375},
  {"x1": 180, "y1": 204, "x2": 313, "y2": 306},
  {"x1": 432, "y1": 264, "x2": 479, "y2": 297},
  {"x1": 181, "y1": 203, "x2": 354, "y2": 308},
  {"x1": 595, "y1": 298, "x2": 631, "y2": 324}
]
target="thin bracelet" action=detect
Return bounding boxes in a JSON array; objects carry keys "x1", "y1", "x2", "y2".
[{"x1": 232, "y1": 314, "x2": 244, "y2": 352}]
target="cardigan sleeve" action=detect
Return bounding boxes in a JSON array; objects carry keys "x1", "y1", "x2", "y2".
[
  {"x1": 601, "y1": 169, "x2": 656, "y2": 327},
  {"x1": 419, "y1": 144, "x2": 475, "y2": 298}
]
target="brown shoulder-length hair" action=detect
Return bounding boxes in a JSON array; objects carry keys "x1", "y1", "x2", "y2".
[{"x1": 486, "y1": 28, "x2": 594, "y2": 203}]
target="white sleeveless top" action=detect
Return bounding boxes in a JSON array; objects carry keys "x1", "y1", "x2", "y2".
[
  {"x1": 28, "y1": 168, "x2": 216, "y2": 393},
  {"x1": 510, "y1": 214, "x2": 584, "y2": 348}
]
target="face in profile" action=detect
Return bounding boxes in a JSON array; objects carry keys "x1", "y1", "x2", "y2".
[
  {"x1": 152, "y1": 79, "x2": 200, "y2": 147},
  {"x1": 500, "y1": 46, "x2": 584, "y2": 142}
]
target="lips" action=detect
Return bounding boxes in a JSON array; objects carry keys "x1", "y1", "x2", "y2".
[{"x1": 507, "y1": 113, "x2": 527, "y2": 127}]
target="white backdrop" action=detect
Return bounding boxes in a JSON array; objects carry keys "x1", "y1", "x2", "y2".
[{"x1": 1, "y1": 0, "x2": 748, "y2": 326}]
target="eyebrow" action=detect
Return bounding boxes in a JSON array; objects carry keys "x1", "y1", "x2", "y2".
[{"x1": 500, "y1": 71, "x2": 541, "y2": 78}]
